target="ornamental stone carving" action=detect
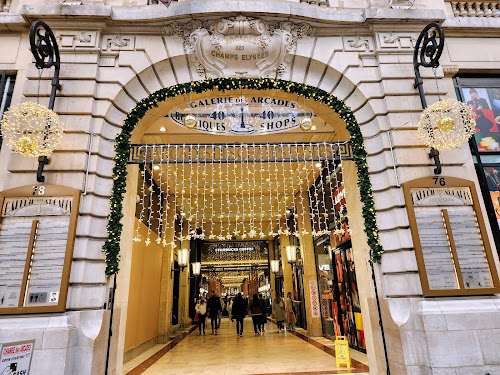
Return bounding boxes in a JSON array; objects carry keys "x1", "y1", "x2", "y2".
[{"x1": 164, "y1": 16, "x2": 314, "y2": 79}]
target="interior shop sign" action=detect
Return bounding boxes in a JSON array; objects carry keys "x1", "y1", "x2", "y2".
[{"x1": 168, "y1": 95, "x2": 314, "y2": 135}]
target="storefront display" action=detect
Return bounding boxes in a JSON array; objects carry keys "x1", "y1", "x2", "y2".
[{"x1": 455, "y1": 76, "x2": 500, "y2": 256}]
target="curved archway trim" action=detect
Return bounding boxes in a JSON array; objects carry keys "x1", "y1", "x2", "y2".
[{"x1": 103, "y1": 77, "x2": 383, "y2": 275}]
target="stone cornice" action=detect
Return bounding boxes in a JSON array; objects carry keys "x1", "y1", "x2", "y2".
[{"x1": 14, "y1": 1, "x2": 445, "y2": 29}]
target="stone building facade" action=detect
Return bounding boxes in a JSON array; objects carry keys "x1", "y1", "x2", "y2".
[{"x1": 1, "y1": 0, "x2": 500, "y2": 374}]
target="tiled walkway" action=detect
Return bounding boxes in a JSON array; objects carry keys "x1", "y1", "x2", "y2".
[{"x1": 125, "y1": 319, "x2": 370, "y2": 375}]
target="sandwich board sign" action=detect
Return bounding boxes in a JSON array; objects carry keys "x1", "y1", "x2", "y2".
[{"x1": 0, "y1": 340, "x2": 35, "y2": 375}]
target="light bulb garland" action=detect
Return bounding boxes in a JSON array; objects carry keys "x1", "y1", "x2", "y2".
[{"x1": 103, "y1": 78, "x2": 383, "y2": 275}]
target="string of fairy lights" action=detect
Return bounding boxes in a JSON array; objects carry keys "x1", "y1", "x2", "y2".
[{"x1": 132, "y1": 143, "x2": 350, "y2": 247}]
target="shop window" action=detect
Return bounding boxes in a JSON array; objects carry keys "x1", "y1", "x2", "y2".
[
  {"x1": 454, "y1": 76, "x2": 500, "y2": 257},
  {"x1": 0, "y1": 72, "x2": 16, "y2": 151}
]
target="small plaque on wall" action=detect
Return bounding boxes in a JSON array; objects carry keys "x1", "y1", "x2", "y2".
[
  {"x1": 403, "y1": 177, "x2": 500, "y2": 297},
  {"x1": 0, "y1": 185, "x2": 80, "y2": 314}
]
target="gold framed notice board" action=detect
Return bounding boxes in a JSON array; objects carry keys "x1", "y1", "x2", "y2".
[
  {"x1": 0, "y1": 185, "x2": 80, "y2": 314},
  {"x1": 403, "y1": 177, "x2": 500, "y2": 297}
]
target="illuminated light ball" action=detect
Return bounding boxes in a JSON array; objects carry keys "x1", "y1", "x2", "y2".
[
  {"x1": 418, "y1": 98, "x2": 476, "y2": 151},
  {"x1": 1, "y1": 102, "x2": 65, "y2": 157},
  {"x1": 16, "y1": 136, "x2": 38, "y2": 156},
  {"x1": 300, "y1": 117, "x2": 313, "y2": 131},
  {"x1": 438, "y1": 116, "x2": 455, "y2": 132},
  {"x1": 184, "y1": 115, "x2": 197, "y2": 129}
]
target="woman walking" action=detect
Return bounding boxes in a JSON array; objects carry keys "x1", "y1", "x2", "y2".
[
  {"x1": 273, "y1": 295, "x2": 286, "y2": 333},
  {"x1": 249, "y1": 294, "x2": 263, "y2": 335},
  {"x1": 195, "y1": 296, "x2": 207, "y2": 335}
]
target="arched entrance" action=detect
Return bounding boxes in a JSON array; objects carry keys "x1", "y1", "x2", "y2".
[{"x1": 106, "y1": 78, "x2": 387, "y2": 375}]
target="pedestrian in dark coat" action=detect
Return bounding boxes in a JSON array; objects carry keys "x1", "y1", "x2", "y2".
[
  {"x1": 249, "y1": 294, "x2": 263, "y2": 335},
  {"x1": 207, "y1": 290, "x2": 221, "y2": 335},
  {"x1": 232, "y1": 293, "x2": 246, "y2": 336},
  {"x1": 259, "y1": 294, "x2": 268, "y2": 332}
]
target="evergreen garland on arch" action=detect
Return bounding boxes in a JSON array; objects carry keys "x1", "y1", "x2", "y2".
[{"x1": 102, "y1": 77, "x2": 384, "y2": 275}]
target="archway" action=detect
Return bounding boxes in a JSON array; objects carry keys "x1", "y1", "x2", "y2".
[{"x1": 107, "y1": 78, "x2": 386, "y2": 375}]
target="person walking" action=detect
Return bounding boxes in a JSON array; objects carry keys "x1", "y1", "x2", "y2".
[
  {"x1": 249, "y1": 294, "x2": 263, "y2": 335},
  {"x1": 195, "y1": 296, "x2": 207, "y2": 335},
  {"x1": 285, "y1": 291, "x2": 300, "y2": 330},
  {"x1": 227, "y1": 298, "x2": 233, "y2": 322},
  {"x1": 232, "y1": 293, "x2": 246, "y2": 337},
  {"x1": 273, "y1": 295, "x2": 286, "y2": 333},
  {"x1": 217, "y1": 296, "x2": 225, "y2": 329},
  {"x1": 207, "y1": 290, "x2": 222, "y2": 335},
  {"x1": 259, "y1": 294, "x2": 267, "y2": 333}
]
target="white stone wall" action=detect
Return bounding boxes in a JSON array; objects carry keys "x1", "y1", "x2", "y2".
[{"x1": 1, "y1": 1, "x2": 500, "y2": 374}]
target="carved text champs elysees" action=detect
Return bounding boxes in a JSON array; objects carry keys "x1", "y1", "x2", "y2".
[{"x1": 164, "y1": 16, "x2": 314, "y2": 79}]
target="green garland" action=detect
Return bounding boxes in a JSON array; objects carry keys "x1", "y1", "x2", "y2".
[{"x1": 102, "y1": 78, "x2": 384, "y2": 275}]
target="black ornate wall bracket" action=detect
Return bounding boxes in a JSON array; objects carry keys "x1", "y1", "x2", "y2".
[
  {"x1": 413, "y1": 22, "x2": 445, "y2": 175},
  {"x1": 29, "y1": 21, "x2": 61, "y2": 183}
]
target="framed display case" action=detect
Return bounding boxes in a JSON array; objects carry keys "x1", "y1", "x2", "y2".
[
  {"x1": 0, "y1": 185, "x2": 80, "y2": 314},
  {"x1": 403, "y1": 176, "x2": 500, "y2": 297}
]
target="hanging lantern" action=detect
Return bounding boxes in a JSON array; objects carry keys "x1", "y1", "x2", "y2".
[
  {"x1": 417, "y1": 98, "x2": 476, "y2": 150},
  {"x1": 184, "y1": 115, "x2": 197, "y2": 129},
  {"x1": 1, "y1": 102, "x2": 65, "y2": 157},
  {"x1": 300, "y1": 117, "x2": 313, "y2": 131}
]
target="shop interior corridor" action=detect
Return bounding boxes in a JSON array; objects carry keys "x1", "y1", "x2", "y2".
[{"x1": 123, "y1": 319, "x2": 369, "y2": 375}]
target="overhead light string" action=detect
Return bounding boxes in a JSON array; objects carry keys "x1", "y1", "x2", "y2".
[
  {"x1": 218, "y1": 145, "x2": 224, "y2": 241},
  {"x1": 187, "y1": 144, "x2": 194, "y2": 239},
  {"x1": 233, "y1": 143, "x2": 241, "y2": 238},
  {"x1": 295, "y1": 142, "x2": 308, "y2": 236},
  {"x1": 272, "y1": 144, "x2": 283, "y2": 236},
  {"x1": 280, "y1": 143, "x2": 290, "y2": 236},
  {"x1": 258, "y1": 144, "x2": 266, "y2": 239},
  {"x1": 193, "y1": 144, "x2": 201, "y2": 239},
  {"x1": 201, "y1": 144, "x2": 208, "y2": 240},
  {"x1": 161, "y1": 145, "x2": 171, "y2": 247},
  {"x1": 172, "y1": 145, "x2": 179, "y2": 249},
  {"x1": 226, "y1": 143, "x2": 232, "y2": 240},
  {"x1": 317, "y1": 145, "x2": 330, "y2": 236},
  {"x1": 134, "y1": 146, "x2": 147, "y2": 242},
  {"x1": 322, "y1": 142, "x2": 338, "y2": 234},
  {"x1": 288, "y1": 144, "x2": 299, "y2": 238},
  {"x1": 266, "y1": 144, "x2": 275, "y2": 237},
  {"x1": 156, "y1": 146, "x2": 164, "y2": 244},
  {"x1": 145, "y1": 145, "x2": 155, "y2": 246},
  {"x1": 209, "y1": 145, "x2": 216, "y2": 239},
  {"x1": 239, "y1": 144, "x2": 247, "y2": 239}
]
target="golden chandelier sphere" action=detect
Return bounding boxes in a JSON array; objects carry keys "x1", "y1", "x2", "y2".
[
  {"x1": 0, "y1": 102, "x2": 65, "y2": 157},
  {"x1": 300, "y1": 117, "x2": 313, "y2": 131},
  {"x1": 417, "y1": 98, "x2": 476, "y2": 151},
  {"x1": 184, "y1": 115, "x2": 198, "y2": 129}
]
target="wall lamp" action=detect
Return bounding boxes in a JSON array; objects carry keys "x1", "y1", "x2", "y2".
[
  {"x1": 172, "y1": 248, "x2": 189, "y2": 276},
  {"x1": 270, "y1": 259, "x2": 280, "y2": 274},
  {"x1": 285, "y1": 245, "x2": 297, "y2": 265},
  {"x1": 191, "y1": 262, "x2": 201, "y2": 276}
]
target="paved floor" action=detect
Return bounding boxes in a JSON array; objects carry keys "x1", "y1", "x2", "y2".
[{"x1": 126, "y1": 319, "x2": 370, "y2": 375}]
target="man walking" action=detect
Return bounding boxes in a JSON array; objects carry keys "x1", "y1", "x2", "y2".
[
  {"x1": 207, "y1": 290, "x2": 222, "y2": 335},
  {"x1": 232, "y1": 293, "x2": 246, "y2": 337}
]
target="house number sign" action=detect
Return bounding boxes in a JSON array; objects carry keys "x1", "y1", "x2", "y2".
[
  {"x1": 0, "y1": 185, "x2": 80, "y2": 314},
  {"x1": 403, "y1": 177, "x2": 500, "y2": 296}
]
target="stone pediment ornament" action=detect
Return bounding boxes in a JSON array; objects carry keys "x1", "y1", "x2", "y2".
[{"x1": 164, "y1": 16, "x2": 314, "y2": 79}]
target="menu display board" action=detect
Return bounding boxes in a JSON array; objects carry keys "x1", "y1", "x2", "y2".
[
  {"x1": 0, "y1": 185, "x2": 80, "y2": 314},
  {"x1": 403, "y1": 177, "x2": 500, "y2": 296}
]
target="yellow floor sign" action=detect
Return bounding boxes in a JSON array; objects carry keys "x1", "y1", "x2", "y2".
[{"x1": 335, "y1": 336, "x2": 352, "y2": 368}]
